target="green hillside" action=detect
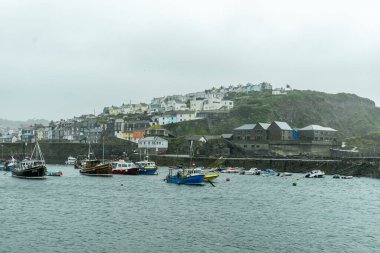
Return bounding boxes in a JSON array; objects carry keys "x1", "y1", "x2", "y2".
[{"x1": 166, "y1": 90, "x2": 380, "y2": 138}]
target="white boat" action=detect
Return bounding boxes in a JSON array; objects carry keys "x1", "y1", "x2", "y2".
[
  {"x1": 111, "y1": 160, "x2": 140, "y2": 175},
  {"x1": 305, "y1": 170, "x2": 325, "y2": 178},
  {"x1": 221, "y1": 167, "x2": 241, "y2": 173},
  {"x1": 245, "y1": 168, "x2": 261, "y2": 175},
  {"x1": 65, "y1": 156, "x2": 77, "y2": 165},
  {"x1": 280, "y1": 172, "x2": 292, "y2": 177},
  {"x1": 341, "y1": 175, "x2": 353, "y2": 179}
]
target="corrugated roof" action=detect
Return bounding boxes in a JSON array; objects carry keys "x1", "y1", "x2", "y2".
[
  {"x1": 273, "y1": 121, "x2": 292, "y2": 130},
  {"x1": 234, "y1": 124, "x2": 256, "y2": 130},
  {"x1": 299, "y1": 125, "x2": 337, "y2": 131}
]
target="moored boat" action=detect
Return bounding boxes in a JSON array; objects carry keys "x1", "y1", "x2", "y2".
[
  {"x1": 12, "y1": 142, "x2": 47, "y2": 179},
  {"x1": 79, "y1": 160, "x2": 113, "y2": 176},
  {"x1": 65, "y1": 156, "x2": 77, "y2": 165},
  {"x1": 47, "y1": 170, "x2": 63, "y2": 176},
  {"x1": 192, "y1": 167, "x2": 219, "y2": 182},
  {"x1": 79, "y1": 144, "x2": 112, "y2": 176},
  {"x1": 111, "y1": 160, "x2": 139, "y2": 175},
  {"x1": 136, "y1": 156, "x2": 158, "y2": 175},
  {"x1": 305, "y1": 170, "x2": 325, "y2": 178},
  {"x1": 165, "y1": 167, "x2": 205, "y2": 185},
  {"x1": 245, "y1": 168, "x2": 261, "y2": 175},
  {"x1": 3, "y1": 157, "x2": 17, "y2": 171},
  {"x1": 221, "y1": 167, "x2": 241, "y2": 173}
]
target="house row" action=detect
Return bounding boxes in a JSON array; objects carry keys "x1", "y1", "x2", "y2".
[
  {"x1": 230, "y1": 121, "x2": 339, "y2": 156},
  {"x1": 232, "y1": 121, "x2": 338, "y2": 143}
]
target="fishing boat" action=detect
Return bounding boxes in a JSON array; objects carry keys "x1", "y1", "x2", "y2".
[
  {"x1": 165, "y1": 166, "x2": 205, "y2": 185},
  {"x1": 12, "y1": 142, "x2": 47, "y2": 179},
  {"x1": 111, "y1": 160, "x2": 140, "y2": 175},
  {"x1": 165, "y1": 140, "x2": 205, "y2": 185},
  {"x1": 136, "y1": 156, "x2": 158, "y2": 175},
  {"x1": 79, "y1": 143, "x2": 112, "y2": 176},
  {"x1": 79, "y1": 159, "x2": 112, "y2": 176}
]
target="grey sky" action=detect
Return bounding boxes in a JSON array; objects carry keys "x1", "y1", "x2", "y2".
[{"x1": 1, "y1": 0, "x2": 379, "y2": 121}]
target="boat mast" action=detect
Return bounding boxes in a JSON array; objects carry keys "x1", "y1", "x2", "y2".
[{"x1": 102, "y1": 136, "x2": 105, "y2": 164}]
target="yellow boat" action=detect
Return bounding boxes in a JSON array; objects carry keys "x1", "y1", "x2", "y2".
[
  {"x1": 192, "y1": 167, "x2": 219, "y2": 182},
  {"x1": 204, "y1": 173, "x2": 219, "y2": 182}
]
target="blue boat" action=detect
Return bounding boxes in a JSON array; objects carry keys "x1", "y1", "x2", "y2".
[
  {"x1": 1, "y1": 157, "x2": 17, "y2": 172},
  {"x1": 136, "y1": 156, "x2": 158, "y2": 175},
  {"x1": 165, "y1": 167, "x2": 205, "y2": 185}
]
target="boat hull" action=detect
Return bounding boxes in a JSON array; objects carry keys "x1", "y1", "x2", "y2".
[
  {"x1": 204, "y1": 173, "x2": 219, "y2": 182},
  {"x1": 166, "y1": 174, "x2": 205, "y2": 185},
  {"x1": 138, "y1": 168, "x2": 158, "y2": 175},
  {"x1": 12, "y1": 165, "x2": 47, "y2": 179},
  {"x1": 80, "y1": 164, "x2": 113, "y2": 176},
  {"x1": 125, "y1": 167, "x2": 139, "y2": 175}
]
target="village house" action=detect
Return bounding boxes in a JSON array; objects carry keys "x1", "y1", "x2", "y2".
[
  {"x1": 144, "y1": 126, "x2": 175, "y2": 137},
  {"x1": 138, "y1": 136, "x2": 168, "y2": 154}
]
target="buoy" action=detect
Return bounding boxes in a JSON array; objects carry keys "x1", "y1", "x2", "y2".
[
  {"x1": 121, "y1": 184, "x2": 124, "y2": 186},
  {"x1": 226, "y1": 177, "x2": 230, "y2": 182},
  {"x1": 292, "y1": 183, "x2": 297, "y2": 186}
]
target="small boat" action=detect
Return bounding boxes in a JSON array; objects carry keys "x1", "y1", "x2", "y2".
[
  {"x1": 47, "y1": 170, "x2": 63, "y2": 176},
  {"x1": 305, "y1": 170, "x2": 325, "y2": 178},
  {"x1": 192, "y1": 167, "x2": 219, "y2": 182},
  {"x1": 136, "y1": 156, "x2": 158, "y2": 175},
  {"x1": 111, "y1": 160, "x2": 139, "y2": 175},
  {"x1": 333, "y1": 174, "x2": 341, "y2": 179},
  {"x1": 280, "y1": 172, "x2": 292, "y2": 177},
  {"x1": 261, "y1": 169, "x2": 276, "y2": 176},
  {"x1": 2, "y1": 157, "x2": 17, "y2": 171},
  {"x1": 165, "y1": 167, "x2": 205, "y2": 185},
  {"x1": 221, "y1": 167, "x2": 241, "y2": 173},
  {"x1": 65, "y1": 156, "x2": 77, "y2": 165},
  {"x1": 245, "y1": 168, "x2": 261, "y2": 175},
  {"x1": 12, "y1": 142, "x2": 47, "y2": 179},
  {"x1": 341, "y1": 175, "x2": 353, "y2": 179}
]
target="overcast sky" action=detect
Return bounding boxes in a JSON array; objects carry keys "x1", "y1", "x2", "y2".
[{"x1": 1, "y1": 0, "x2": 379, "y2": 121}]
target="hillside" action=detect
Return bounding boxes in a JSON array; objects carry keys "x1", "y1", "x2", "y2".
[
  {"x1": 165, "y1": 90, "x2": 380, "y2": 138},
  {"x1": 0, "y1": 118, "x2": 50, "y2": 131}
]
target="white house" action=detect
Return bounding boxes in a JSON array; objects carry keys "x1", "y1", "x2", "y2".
[{"x1": 138, "y1": 136, "x2": 168, "y2": 154}]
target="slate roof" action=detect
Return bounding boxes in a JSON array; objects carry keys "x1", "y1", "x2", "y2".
[
  {"x1": 298, "y1": 125, "x2": 337, "y2": 131},
  {"x1": 272, "y1": 121, "x2": 293, "y2": 130},
  {"x1": 256, "y1": 123, "x2": 271, "y2": 130},
  {"x1": 234, "y1": 124, "x2": 256, "y2": 131}
]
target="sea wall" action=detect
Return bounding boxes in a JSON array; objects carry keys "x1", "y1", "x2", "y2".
[
  {"x1": 0, "y1": 142, "x2": 137, "y2": 164},
  {"x1": 139, "y1": 154, "x2": 380, "y2": 179}
]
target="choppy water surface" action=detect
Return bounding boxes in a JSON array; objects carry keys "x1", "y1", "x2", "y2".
[{"x1": 1, "y1": 165, "x2": 379, "y2": 253}]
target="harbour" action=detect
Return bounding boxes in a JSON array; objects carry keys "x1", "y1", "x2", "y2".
[{"x1": 1, "y1": 165, "x2": 379, "y2": 252}]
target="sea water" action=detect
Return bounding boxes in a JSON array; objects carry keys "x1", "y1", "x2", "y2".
[{"x1": 0, "y1": 165, "x2": 379, "y2": 253}]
